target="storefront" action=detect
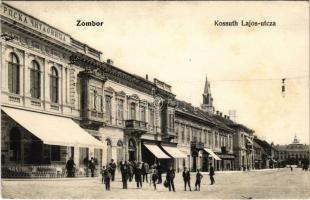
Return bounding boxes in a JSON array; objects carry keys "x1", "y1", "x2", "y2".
[
  {"x1": 141, "y1": 140, "x2": 171, "y2": 171},
  {"x1": 1, "y1": 107, "x2": 104, "y2": 178},
  {"x1": 161, "y1": 143, "x2": 187, "y2": 172}
]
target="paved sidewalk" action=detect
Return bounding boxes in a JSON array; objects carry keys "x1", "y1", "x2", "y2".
[{"x1": 2, "y1": 168, "x2": 310, "y2": 199}]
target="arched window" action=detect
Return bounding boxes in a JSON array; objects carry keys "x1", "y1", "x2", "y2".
[
  {"x1": 30, "y1": 60, "x2": 40, "y2": 98},
  {"x1": 116, "y1": 140, "x2": 123, "y2": 164},
  {"x1": 50, "y1": 67, "x2": 58, "y2": 103},
  {"x1": 8, "y1": 53, "x2": 20, "y2": 94}
]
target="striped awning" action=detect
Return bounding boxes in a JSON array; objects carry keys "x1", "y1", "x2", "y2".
[
  {"x1": 144, "y1": 144, "x2": 170, "y2": 159},
  {"x1": 203, "y1": 148, "x2": 221, "y2": 160}
]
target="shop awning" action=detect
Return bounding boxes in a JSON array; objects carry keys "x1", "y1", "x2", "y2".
[
  {"x1": 203, "y1": 148, "x2": 221, "y2": 160},
  {"x1": 2, "y1": 107, "x2": 104, "y2": 148},
  {"x1": 143, "y1": 144, "x2": 170, "y2": 159},
  {"x1": 161, "y1": 146, "x2": 187, "y2": 158},
  {"x1": 246, "y1": 137, "x2": 253, "y2": 144}
]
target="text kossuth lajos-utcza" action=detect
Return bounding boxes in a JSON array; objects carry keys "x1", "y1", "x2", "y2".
[{"x1": 1, "y1": 3, "x2": 276, "y2": 178}]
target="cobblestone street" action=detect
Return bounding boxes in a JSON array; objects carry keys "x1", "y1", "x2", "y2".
[{"x1": 1, "y1": 168, "x2": 310, "y2": 199}]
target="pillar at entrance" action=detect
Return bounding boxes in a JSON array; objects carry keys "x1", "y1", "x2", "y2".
[{"x1": 74, "y1": 147, "x2": 79, "y2": 168}]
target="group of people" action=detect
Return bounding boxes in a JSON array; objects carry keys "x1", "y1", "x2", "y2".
[
  {"x1": 118, "y1": 160, "x2": 154, "y2": 189},
  {"x1": 66, "y1": 156, "x2": 114, "y2": 178},
  {"x1": 101, "y1": 160, "x2": 216, "y2": 192}
]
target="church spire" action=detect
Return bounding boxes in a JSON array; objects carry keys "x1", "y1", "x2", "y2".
[
  {"x1": 201, "y1": 75, "x2": 214, "y2": 113},
  {"x1": 203, "y1": 76, "x2": 210, "y2": 95}
]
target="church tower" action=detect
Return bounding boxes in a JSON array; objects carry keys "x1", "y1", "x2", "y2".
[{"x1": 201, "y1": 76, "x2": 214, "y2": 113}]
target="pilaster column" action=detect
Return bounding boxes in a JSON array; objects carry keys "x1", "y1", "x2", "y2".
[
  {"x1": 24, "y1": 52, "x2": 32, "y2": 98},
  {"x1": 137, "y1": 138, "x2": 142, "y2": 162},
  {"x1": 74, "y1": 146, "x2": 80, "y2": 168},
  {"x1": 1, "y1": 43, "x2": 8, "y2": 91}
]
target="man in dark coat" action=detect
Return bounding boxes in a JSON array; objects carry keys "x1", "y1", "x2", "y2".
[
  {"x1": 89, "y1": 157, "x2": 96, "y2": 177},
  {"x1": 195, "y1": 169, "x2": 203, "y2": 191},
  {"x1": 142, "y1": 162, "x2": 149, "y2": 183},
  {"x1": 66, "y1": 157, "x2": 75, "y2": 177},
  {"x1": 182, "y1": 167, "x2": 191, "y2": 191},
  {"x1": 135, "y1": 162, "x2": 143, "y2": 188},
  {"x1": 166, "y1": 166, "x2": 175, "y2": 192},
  {"x1": 157, "y1": 162, "x2": 162, "y2": 184},
  {"x1": 209, "y1": 164, "x2": 215, "y2": 185},
  {"x1": 120, "y1": 161, "x2": 129, "y2": 189},
  {"x1": 109, "y1": 159, "x2": 117, "y2": 181}
]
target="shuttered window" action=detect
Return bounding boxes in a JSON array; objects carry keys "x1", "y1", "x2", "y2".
[
  {"x1": 50, "y1": 67, "x2": 59, "y2": 103},
  {"x1": 8, "y1": 53, "x2": 20, "y2": 94},
  {"x1": 130, "y1": 102, "x2": 136, "y2": 120},
  {"x1": 105, "y1": 95, "x2": 112, "y2": 122},
  {"x1": 30, "y1": 60, "x2": 40, "y2": 99}
]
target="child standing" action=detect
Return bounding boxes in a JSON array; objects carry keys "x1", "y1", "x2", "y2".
[
  {"x1": 195, "y1": 169, "x2": 203, "y2": 191},
  {"x1": 102, "y1": 166, "x2": 111, "y2": 191},
  {"x1": 150, "y1": 165, "x2": 158, "y2": 190}
]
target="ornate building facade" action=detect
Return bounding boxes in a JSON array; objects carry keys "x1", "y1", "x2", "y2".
[
  {"x1": 275, "y1": 135, "x2": 310, "y2": 167},
  {"x1": 0, "y1": 3, "x2": 180, "y2": 177},
  {"x1": 1, "y1": 3, "x2": 257, "y2": 178},
  {"x1": 1, "y1": 3, "x2": 106, "y2": 177}
]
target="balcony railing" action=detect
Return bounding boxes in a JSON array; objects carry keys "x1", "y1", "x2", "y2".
[
  {"x1": 86, "y1": 110, "x2": 104, "y2": 123},
  {"x1": 125, "y1": 120, "x2": 147, "y2": 132},
  {"x1": 191, "y1": 141, "x2": 205, "y2": 150},
  {"x1": 167, "y1": 127, "x2": 175, "y2": 133}
]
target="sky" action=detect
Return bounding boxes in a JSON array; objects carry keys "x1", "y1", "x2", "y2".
[{"x1": 5, "y1": 1, "x2": 309, "y2": 145}]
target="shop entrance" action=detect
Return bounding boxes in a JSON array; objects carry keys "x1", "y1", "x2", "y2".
[
  {"x1": 128, "y1": 138, "x2": 136, "y2": 162},
  {"x1": 9, "y1": 127, "x2": 21, "y2": 162}
]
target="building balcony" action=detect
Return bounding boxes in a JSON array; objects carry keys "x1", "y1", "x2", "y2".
[
  {"x1": 81, "y1": 109, "x2": 104, "y2": 129},
  {"x1": 167, "y1": 127, "x2": 175, "y2": 134},
  {"x1": 124, "y1": 120, "x2": 147, "y2": 134},
  {"x1": 191, "y1": 141, "x2": 205, "y2": 150}
]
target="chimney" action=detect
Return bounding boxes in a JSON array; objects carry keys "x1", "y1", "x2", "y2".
[
  {"x1": 146, "y1": 74, "x2": 148, "y2": 80},
  {"x1": 216, "y1": 111, "x2": 219, "y2": 115},
  {"x1": 220, "y1": 112, "x2": 222, "y2": 117},
  {"x1": 227, "y1": 116, "x2": 230, "y2": 120},
  {"x1": 107, "y1": 59, "x2": 114, "y2": 65}
]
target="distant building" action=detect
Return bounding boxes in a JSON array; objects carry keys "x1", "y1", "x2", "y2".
[
  {"x1": 275, "y1": 135, "x2": 310, "y2": 167},
  {"x1": 253, "y1": 140, "x2": 268, "y2": 169},
  {"x1": 174, "y1": 100, "x2": 234, "y2": 172},
  {"x1": 254, "y1": 137, "x2": 278, "y2": 168}
]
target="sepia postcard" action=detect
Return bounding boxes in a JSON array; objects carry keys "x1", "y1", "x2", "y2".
[{"x1": 0, "y1": 1, "x2": 309, "y2": 199}]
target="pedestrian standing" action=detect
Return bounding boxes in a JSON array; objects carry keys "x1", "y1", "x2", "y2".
[
  {"x1": 142, "y1": 162, "x2": 149, "y2": 183},
  {"x1": 120, "y1": 161, "x2": 129, "y2": 189},
  {"x1": 182, "y1": 167, "x2": 191, "y2": 191},
  {"x1": 150, "y1": 165, "x2": 158, "y2": 190},
  {"x1": 128, "y1": 162, "x2": 133, "y2": 182},
  {"x1": 135, "y1": 162, "x2": 143, "y2": 189},
  {"x1": 102, "y1": 166, "x2": 111, "y2": 191},
  {"x1": 109, "y1": 159, "x2": 117, "y2": 182},
  {"x1": 166, "y1": 166, "x2": 176, "y2": 192},
  {"x1": 100, "y1": 166, "x2": 105, "y2": 184},
  {"x1": 157, "y1": 162, "x2": 162, "y2": 184},
  {"x1": 66, "y1": 157, "x2": 75, "y2": 177},
  {"x1": 209, "y1": 164, "x2": 215, "y2": 185},
  {"x1": 195, "y1": 169, "x2": 203, "y2": 191},
  {"x1": 89, "y1": 157, "x2": 96, "y2": 177},
  {"x1": 83, "y1": 156, "x2": 89, "y2": 176}
]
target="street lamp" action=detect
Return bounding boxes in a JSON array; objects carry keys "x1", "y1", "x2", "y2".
[{"x1": 281, "y1": 78, "x2": 286, "y2": 98}]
